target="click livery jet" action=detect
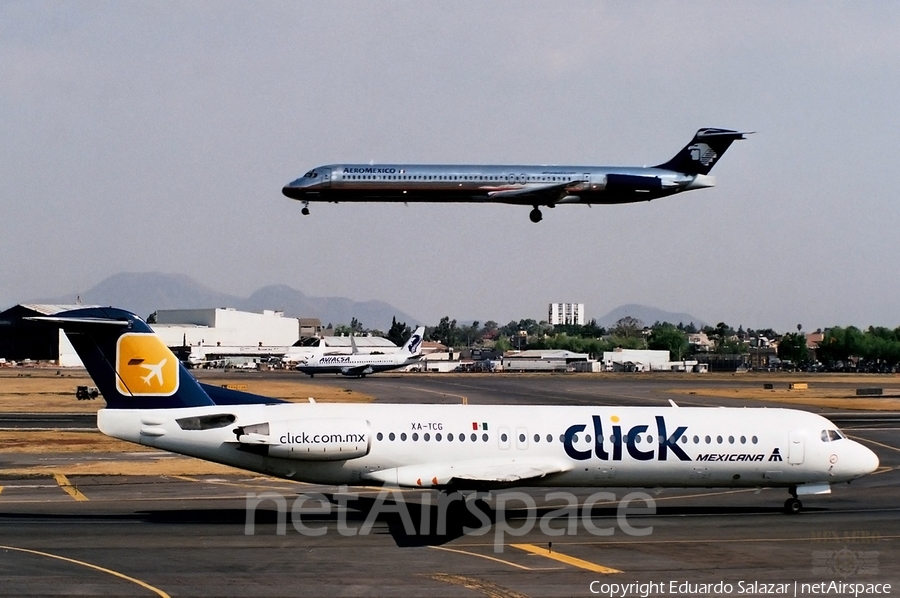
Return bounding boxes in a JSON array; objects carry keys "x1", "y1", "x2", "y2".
[
  {"x1": 283, "y1": 128, "x2": 751, "y2": 223},
  {"x1": 296, "y1": 326, "x2": 425, "y2": 377},
  {"x1": 31, "y1": 307, "x2": 877, "y2": 514}
]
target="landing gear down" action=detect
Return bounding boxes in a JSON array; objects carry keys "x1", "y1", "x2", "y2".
[
  {"x1": 301, "y1": 201, "x2": 310, "y2": 216},
  {"x1": 784, "y1": 485, "x2": 802, "y2": 514},
  {"x1": 529, "y1": 207, "x2": 542, "y2": 223}
]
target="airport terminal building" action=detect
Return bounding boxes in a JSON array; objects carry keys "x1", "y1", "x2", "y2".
[{"x1": 0, "y1": 305, "x2": 317, "y2": 368}]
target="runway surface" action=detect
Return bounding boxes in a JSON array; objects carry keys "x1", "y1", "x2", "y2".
[{"x1": 2, "y1": 374, "x2": 898, "y2": 597}]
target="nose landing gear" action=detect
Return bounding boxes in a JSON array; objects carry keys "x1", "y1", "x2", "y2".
[
  {"x1": 529, "y1": 207, "x2": 543, "y2": 223},
  {"x1": 301, "y1": 201, "x2": 310, "y2": 216},
  {"x1": 784, "y1": 486, "x2": 802, "y2": 514}
]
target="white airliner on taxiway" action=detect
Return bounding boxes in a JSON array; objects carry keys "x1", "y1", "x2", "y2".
[
  {"x1": 32, "y1": 308, "x2": 878, "y2": 514},
  {"x1": 295, "y1": 326, "x2": 425, "y2": 377}
]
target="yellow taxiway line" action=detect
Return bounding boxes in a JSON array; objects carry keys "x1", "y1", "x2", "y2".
[
  {"x1": 850, "y1": 435, "x2": 900, "y2": 454},
  {"x1": 424, "y1": 573, "x2": 530, "y2": 598},
  {"x1": 428, "y1": 545, "x2": 547, "y2": 571},
  {"x1": 511, "y1": 543, "x2": 621, "y2": 574},
  {"x1": 0, "y1": 544, "x2": 170, "y2": 597},
  {"x1": 53, "y1": 474, "x2": 88, "y2": 502}
]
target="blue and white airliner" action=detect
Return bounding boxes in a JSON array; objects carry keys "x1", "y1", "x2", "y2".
[
  {"x1": 32, "y1": 307, "x2": 877, "y2": 514},
  {"x1": 296, "y1": 326, "x2": 424, "y2": 377},
  {"x1": 283, "y1": 128, "x2": 750, "y2": 223}
]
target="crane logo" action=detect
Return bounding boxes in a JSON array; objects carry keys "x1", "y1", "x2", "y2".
[{"x1": 115, "y1": 333, "x2": 180, "y2": 396}]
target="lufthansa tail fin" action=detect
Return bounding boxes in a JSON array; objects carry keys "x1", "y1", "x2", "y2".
[
  {"x1": 29, "y1": 307, "x2": 283, "y2": 409},
  {"x1": 655, "y1": 128, "x2": 752, "y2": 175},
  {"x1": 404, "y1": 326, "x2": 425, "y2": 356}
]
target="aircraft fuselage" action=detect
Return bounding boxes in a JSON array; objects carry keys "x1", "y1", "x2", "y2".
[
  {"x1": 100, "y1": 403, "x2": 877, "y2": 492},
  {"x1": 282, "y1": 128, "x2": 749, "y2": 222}
]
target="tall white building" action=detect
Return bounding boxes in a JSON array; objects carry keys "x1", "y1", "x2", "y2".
[{"x1": 548, "y1": 303, "x2": 585, "y2": 326}]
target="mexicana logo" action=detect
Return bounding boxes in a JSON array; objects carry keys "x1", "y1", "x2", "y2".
[
  {"x1": 563, "y1": 416, "x2": 691, "y2": 462},
  {"x1": 407, "y1": 334, "x2": 422, "y2": 354}
]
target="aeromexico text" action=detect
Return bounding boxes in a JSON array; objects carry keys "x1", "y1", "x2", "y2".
[
  {"x1": 343, "y1": 167, "x2": 397, "y2": 174},
  {"x1": 563, "y1": 416, "x2": 766, "y2": 463}
]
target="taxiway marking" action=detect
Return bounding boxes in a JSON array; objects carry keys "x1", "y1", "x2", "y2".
[
  {"x1": 850, "y1": 435, "x2": 900, "y2": 453},
  {"x1": 425, "y1": 573, "x2": 530, "y2": 598},
  {"x1": 428, "y1": 545, "x2": 553, "y2": 571},
  {"x1": 53, "y1": 474, "x2": 88, "y2": 501},
  {"x1": 511, "y1": 542, "x2": 621, "y2": 574},
  {"x1": 0, "y1": 544, "x2": 170, "y2": 597}
]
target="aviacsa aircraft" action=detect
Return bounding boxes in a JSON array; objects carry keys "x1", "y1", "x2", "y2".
[
  {"x1": 296, "y1": 326, "x2": 425, "y2": 377},
  {"x1": 283, "y1": 128, "x2": 751, "y2": 223},
  {"x1": 32, "y1": 308, "x2": 877, "y2": 514}
]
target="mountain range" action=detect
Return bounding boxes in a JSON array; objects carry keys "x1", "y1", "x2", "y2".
[
  {"x1": 28, "y1": 272, "x2": 707, "y2": 332},
  {"x1": 31, "y1": 272, "x2": 422, "y2": 331},
  {"x1": 594, "y1": 304, "x2": 707, "y2": 329}
]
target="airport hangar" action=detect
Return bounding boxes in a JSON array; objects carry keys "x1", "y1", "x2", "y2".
[{"x1": 0, "y1": 304, "x2": 395, "y2": 368}]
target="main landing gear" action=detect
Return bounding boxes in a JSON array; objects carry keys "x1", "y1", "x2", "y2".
[
  {"x1": 784, "y1": 486, "x2": 802, "y2": 514},
  {"x1": 529, "y1": 207, "x2": 543, "y2": 223}
]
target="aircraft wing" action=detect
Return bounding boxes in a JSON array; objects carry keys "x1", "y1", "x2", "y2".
[
  {"x1": 362, "y1": 457, "x2": 571, "y2": 489},
  {"x1": 340, "y1": 364, "x2": 375, "y2": 377},
  {"x1": 448, "y1": 460, "x2": 570, "y2": 485},
  {"x1": 485, "y1": 181, "x2": 581, "y2": 205}
]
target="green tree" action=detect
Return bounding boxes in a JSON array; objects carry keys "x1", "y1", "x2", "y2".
[
  {"x1": 386, "y1": 316, "x2": 410, "y2": 347},
  {"x1": 460, "y1": 321, "x2": 480, "y2": 347},
  {"x1": 612, "y1": 316, "x2": 644, "y2": 340},
  {"x1": 429, "y1": 316, "x2": 459, "y2": 347},
  {"x1": 648, "y1": 323, "x2": 689, "y2": 360},
  {"x1": 777, "y1": 332, "x2": 809, "y2": 367}
]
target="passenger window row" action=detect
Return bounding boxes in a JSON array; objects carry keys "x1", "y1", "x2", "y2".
[{"x1": 374, "y1": 431, "x2": 760, "y2": 445}]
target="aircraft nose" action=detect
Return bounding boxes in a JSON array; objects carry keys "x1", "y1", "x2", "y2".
[
  {"x1": 859, "y1": 444, "x2": 880, "y2": 475},
  {"x1": 844, "y1": 442, "x2": 880, "y2": 479},
  {"x1": 282, "y1": 183, "x2": 303, "y2": 199}
]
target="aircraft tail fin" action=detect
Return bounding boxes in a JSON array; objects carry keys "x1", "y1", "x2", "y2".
[
  {"x1": 350, "y1": 334, "x2": 359, "y2": 355},
  {"x1": 28, "y1": 307, "x2": 217, "y2": 410},
  {"x1": 655, "y1": 128, "x2": 752, "y2": 175},
  {"x1": 405, "y1": 326, "x2": 425, "y2": 356}
]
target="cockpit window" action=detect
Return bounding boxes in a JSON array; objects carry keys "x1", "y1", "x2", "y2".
[
  {"x1": 303, "y1": 170, "x2": 317, "y2": 178},
  {"x1": 820, "y1": 429, "x2": 844, "y2": 442}
]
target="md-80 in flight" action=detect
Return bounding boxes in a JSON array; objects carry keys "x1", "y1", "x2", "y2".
[
  {"x1": 283, "y1": 128, "x2": 751, "y2": 222},
  {"x1": 32, "y1": 307, "x2": 877, "y2": 514}
]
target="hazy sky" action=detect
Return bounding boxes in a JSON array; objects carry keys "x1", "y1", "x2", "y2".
[{"x1": 2, "y1": 2, "x2": 899, "y2": 331}]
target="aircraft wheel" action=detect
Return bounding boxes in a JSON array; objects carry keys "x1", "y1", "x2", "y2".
[
  {"x1": 301, "y1": 207, "x2": 310, "y2": 216},
  {"x1": 784, "y1": 497, "x2": 802, "y2": 514},
  {"x1": 529, "y1": 208, "x2": 543, "y2": 223}
]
